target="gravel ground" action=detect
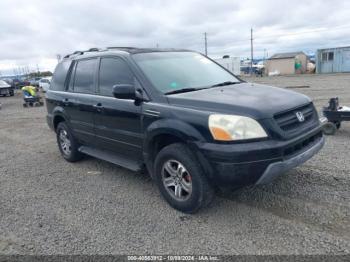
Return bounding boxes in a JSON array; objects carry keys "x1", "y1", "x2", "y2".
[{"x1": 0, "y1": 74, "x2": 349, "y2": 255}]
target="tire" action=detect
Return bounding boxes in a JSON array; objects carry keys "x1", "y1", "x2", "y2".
[
  {"x1": 323, "y1": 122, "x2": 337, "y2": 135},
  {"x1": 56, "y1": 122, "x2": 82, "y2": 162},
  {"x1": 154, "y1": 143, "x2": 214, "y2": 213}
]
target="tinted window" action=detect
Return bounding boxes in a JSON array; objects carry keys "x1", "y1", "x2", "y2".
[
  {"x1": 68, "y1": 62, "x2": 76, "y2": 92},
  {"x1": 74, "y1": 59, "x2": 97, "y2": 94},
  {"x1": 98, "y1": 57, "x2": 134, "y2": 96},
  {"x1": 51, "y1": 61, "x2": 71, "y2": 91}
]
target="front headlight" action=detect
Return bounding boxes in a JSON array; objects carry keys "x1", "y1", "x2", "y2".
[{"x1": 208, "y1": 114, "x2": 268, "y2": 141}]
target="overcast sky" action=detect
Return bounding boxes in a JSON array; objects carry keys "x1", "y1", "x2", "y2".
[{"x1": 0, "y1": 0, "x2": 349, "y2": 75}]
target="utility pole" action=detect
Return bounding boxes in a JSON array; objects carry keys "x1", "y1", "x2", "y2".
[
  {"x1": 204, "y1": 32, "x2": 208, "y2": 56},
  {"x1": 250, "y1": 28, "x2": 253, "y2": 76},
  {"x1": 263, "y1": 49, "x2": 266, "y2": 62}
]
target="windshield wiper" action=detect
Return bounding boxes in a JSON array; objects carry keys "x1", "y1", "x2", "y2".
[
  {"x1": 164, "y1": 81, "x2": 239, "y2": 95},
  {"x1": 211, "y1": 81, "x2": 239, "y2": 87},
  {"x1": 165, "y1": 87, "x2": 203, "y2": 95}
]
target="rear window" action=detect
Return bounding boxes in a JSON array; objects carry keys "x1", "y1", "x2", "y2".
[
  {"x1": 50, "y1": 61, "x2": 71, "y2": 91},
  {"x1": 73, "y1": 59, "x2": 97, "y2": 94}
]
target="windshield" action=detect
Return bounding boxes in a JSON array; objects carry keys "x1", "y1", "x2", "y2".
[{"x1": 132, "y1": 52, "x2": 240, "y2": 94}]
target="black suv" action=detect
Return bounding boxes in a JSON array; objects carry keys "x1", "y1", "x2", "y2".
[{"x1": 46, "y1": 47, "x2": 324, "y2": 213}]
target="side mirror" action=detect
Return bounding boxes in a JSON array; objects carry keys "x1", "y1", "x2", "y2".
[{"x1": 112, "y1": 84, "x2": 137, "y2": 100}]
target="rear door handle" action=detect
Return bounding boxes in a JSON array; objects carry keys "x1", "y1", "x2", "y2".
[
  {"x1": 62, "y1": 98, "x2": 69, "y2": 106},
  {"x1": 93, "y1": 103, "x2": 104, "y2": 112}
]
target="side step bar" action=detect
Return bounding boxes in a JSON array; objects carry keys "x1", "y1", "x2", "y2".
[{"x1": 78, "y1": 146, "x2": 142, "y2": 172}]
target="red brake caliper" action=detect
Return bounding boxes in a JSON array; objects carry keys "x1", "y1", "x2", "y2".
[{"x1": 184, "y1": 174, "x2": 192, "y2": 182}]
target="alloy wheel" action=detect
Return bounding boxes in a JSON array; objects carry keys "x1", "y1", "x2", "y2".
[
  {"x1": 59, "y1": 129, "x2": 72, "y2": 156},
  {"x1": 161, "y1": 160, "x2": 192, "y2": 201}
]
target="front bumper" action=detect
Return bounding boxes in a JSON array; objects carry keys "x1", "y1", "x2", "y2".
[
  {"x1": 255, "y1": 135, "x2": 324, "y2": 184},
  {"x1": 0, "y1": 88, "x2": 10, "y2": 95},
  {"x1": 194, "y1": 126, "x2": 324, "y2": 188}
]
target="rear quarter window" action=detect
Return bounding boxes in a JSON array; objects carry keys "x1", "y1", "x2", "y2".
[{"x1": 50, "y1": 61, "x2": 71, "y2": 91}]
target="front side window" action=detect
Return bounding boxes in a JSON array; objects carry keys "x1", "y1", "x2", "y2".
[
  {"x1": 132, "y1": 52, "x2": 239, "y2": 93},
  {"x1": 73, "y1": 59, "x2": 97, "y2": 94},
  {"x1": 98, "y1": 57, "x2": 134, "y2": 97}
]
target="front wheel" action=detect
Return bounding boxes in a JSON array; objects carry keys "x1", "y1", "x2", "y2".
[
  {"x1": 56, "y1": 122, "x2": 82, "y2": 162},
  {"x1": 154, "y1": 143, "x2": 214, "y2": 213}
]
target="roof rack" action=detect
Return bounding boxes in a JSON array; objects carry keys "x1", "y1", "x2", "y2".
[
  {"x1": 63, "y1": 47, "x2": 102, "y2": 59},
  {"x1": 107, "y1": 46, "x2": 137, "y2": 50}
]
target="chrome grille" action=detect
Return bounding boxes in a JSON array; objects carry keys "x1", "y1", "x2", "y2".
[{"x1": 274, "y1": 103, "x2": 316, "y2": 132}]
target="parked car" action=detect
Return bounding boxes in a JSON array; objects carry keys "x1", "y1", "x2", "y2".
[
  {"x1": 13, "y1": 79, "x2": 30, "y2": 89},
  {"x1": 46, "y1": 48, "x2": 324, "y2": 213},
  {"x1": 3, "y1": 78, "x2": 14, "y2": 87},
  {"x1": 0, "y1": 80, "x2": 14, "y2": 96},
  {"x1": 29, "y1": 77, "x2": 42, "y2": 87},
  {"x1": 39, "y1": 77, "x2": 51, "y2": 92}
]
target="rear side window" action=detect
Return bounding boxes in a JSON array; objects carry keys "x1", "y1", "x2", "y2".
[
  {"x1": 74, "y1": 59, "x2": 97, "y2": 94},
  {"x1": 50, "y1": 61, "x2": 71, "y2": 91},
  {"x1": 98, "y1": 57, "x2": 134, "y2": 96}
]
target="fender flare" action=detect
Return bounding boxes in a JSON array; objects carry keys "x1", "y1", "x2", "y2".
[
  {"x1": 143, "y1": 119, "x2": 208, "y2": 176},
  {"x1": 52, "y1": 107, "x2": 70, "y2": 130},
  {"x1": 144, "y1": 119, "x2": 205, "y2": 151}
]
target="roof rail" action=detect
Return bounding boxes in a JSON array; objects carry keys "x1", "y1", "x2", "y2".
[
  {"x1": 87, "y1": 47, "x2": 100, "y2": 52},
  {"x1": 63, "y1": 47, "x2": 101, "y2": 59},
  {"x1": 107, "y1": 46, "x2": 137, "y2": 50}
]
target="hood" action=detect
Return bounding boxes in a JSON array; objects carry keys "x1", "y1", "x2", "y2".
[
  {"x1": 166, "y1": 83, "x2": 311, "y2": 119},
  {"x1": 0, "y1": 81, "x2": 11, "y2": 88}
]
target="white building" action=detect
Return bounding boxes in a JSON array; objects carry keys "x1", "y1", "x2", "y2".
[{"x1": 214, "y1": 56, "x2": 241, "y2": 75}]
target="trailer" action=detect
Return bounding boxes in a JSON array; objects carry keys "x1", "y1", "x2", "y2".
[{"x1": 322, "y1": 97, "x2": 350, "y2": 135}]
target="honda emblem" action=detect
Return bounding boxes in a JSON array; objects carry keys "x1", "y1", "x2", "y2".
[{"x1": 296, "y1": 111, "x2": 305, "y2": 122}]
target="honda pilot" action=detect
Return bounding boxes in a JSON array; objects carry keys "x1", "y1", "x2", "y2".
[{"x1": 46, "y1": 47, "x2": 325, "y2": 213}]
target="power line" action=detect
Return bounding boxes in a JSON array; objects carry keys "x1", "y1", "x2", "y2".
[
  {"x1": 256, "y1": 24, "x2": 350, "y2": 40},
  {"x1": 200, "y1": 23, "x2": 350, "y2": 54}
]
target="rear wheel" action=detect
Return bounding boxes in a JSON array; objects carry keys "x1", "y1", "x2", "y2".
[
  {"x1": 154, "y1": 143, "x2": 214, "y2": 213},
  {"x1": 56, "y1": 122, "x2": 82, "y2": 162}
]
